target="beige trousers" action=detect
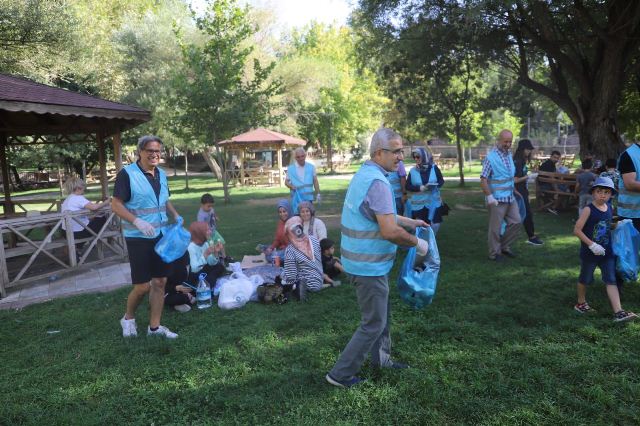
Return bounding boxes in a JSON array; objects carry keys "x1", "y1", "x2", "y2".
[{"x1": 487, "y1": 201, "x2": 521, "y2": 258}]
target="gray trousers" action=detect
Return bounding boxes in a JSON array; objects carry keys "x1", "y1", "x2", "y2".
[
  {"x1": 329, "y1": 274, "x2": 392, "y2": 381},
  {"x1": 488, "y1": 201, "x2": 521, "y2": 258}
]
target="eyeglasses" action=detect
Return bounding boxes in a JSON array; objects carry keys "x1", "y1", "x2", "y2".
[
  {"x1": 144, "y1": 149, "x2": 162, "y2": 156},
  {"x1": 381, "y1": 148, "x2": 404, "y2": 157}
]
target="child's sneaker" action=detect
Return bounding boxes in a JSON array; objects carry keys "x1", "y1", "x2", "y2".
[
  {"x1": 613, "y1": 310, "x2": 638, "y2": 323},
  {"x1": 574, "y1": 302, "x2": 595, "y2": 314}
]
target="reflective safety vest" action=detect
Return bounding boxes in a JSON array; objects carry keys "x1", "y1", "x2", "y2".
[
  {"x1": 341, "y1": 163, "x2": 397, "y2": 276},
  {"x1": 407, "y1": 166, "x2": 441, "y2": 213},
  {"x1": 288, "y1": 162, "x2": 315, "y2": 213},
  {"x1": 486, "y1": 149, "x2": 515, "y2": 200},
  {"x1": 387, "y1": 170, "x2": 403, "y2": 200},
  {"x1": 618, "y1": 144, "x2": 640, "y2": 218},
  {"x1": 121, "y1": 164, "x2": 169, "y2": 239}
]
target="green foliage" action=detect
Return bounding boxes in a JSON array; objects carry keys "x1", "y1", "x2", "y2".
[
  {"x1": 276, "y1": 24, "x2": 388, "y2": 151},
  {"x1": 173, "y1": 0, "x2": 283, "y2": 146},
  {"x1": 1, "y1": 177, "x2": 639, "y2": 424}
]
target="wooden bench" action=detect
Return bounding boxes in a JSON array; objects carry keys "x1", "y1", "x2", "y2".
[{"x1": 535, "y1": 171, "x2": 578, "y2": 210}]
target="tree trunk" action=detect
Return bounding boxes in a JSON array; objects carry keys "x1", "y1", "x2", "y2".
[
  {"x1": 577, "y1": 116, "x2": 626, "y2": 161},
  {"x1": 454, "y1": 120, "x2": 465, "y2": 186},
  {"x1": 201, "y1": 148, "x2": 222, "y2": 179},
  {"x1": 327, "y1": 118, "x2": 334, "y2": 173},
  {"x1": 214, "y1": 145, "x2": 230, "y2": 204},
  {"x1": 184, "y1": 149, "x2": 189, "y2": 190}
]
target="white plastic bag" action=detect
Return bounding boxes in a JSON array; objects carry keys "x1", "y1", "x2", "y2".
[
  {"x1": 247, "y1": 274, "x2": 264, "y2": 301},
  {"x1": 218, "y1": 276, "x2": 254, "y2": 310}
]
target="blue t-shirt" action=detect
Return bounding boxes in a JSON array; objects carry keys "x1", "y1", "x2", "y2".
[
  {"x1": 576, "y1": 171, "x2": 596, "y2": 196},
  {"x1": 580, "y1": 202, "x2": 614, "y2": 260}
]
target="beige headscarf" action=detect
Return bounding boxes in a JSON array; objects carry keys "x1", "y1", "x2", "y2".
[{"x1": 285, "y1": 216, "x2": 313, "y2": 260}]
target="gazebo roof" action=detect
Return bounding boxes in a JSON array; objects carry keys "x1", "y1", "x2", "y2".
[
  {"x1": 218, "y1": 128, "x2": 307, "y2": 147},
  {"x1": 0, "y1": 73, "x2": 150, "y2": 137}
]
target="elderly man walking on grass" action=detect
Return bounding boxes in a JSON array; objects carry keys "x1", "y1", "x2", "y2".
[
  {"x1": 285, "y1": 147, "x2": 321, "y2": 214},
  {"x1": 112, "y1": 135, "x2": 182, "y2": 339},
  {"x1": 480, "y1": 129, "x2": 521, "y2": 262},
  {"x1": 325, "y1": 128, "x2": 429, "y2": 388}
]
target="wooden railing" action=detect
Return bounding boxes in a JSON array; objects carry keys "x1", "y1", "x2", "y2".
[{"x1": 0, "y1": 207, "x2": 127, "y2": 297}]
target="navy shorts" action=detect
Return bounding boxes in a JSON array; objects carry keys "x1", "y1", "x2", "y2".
[
  {"x1": 126, "y1": 235, "x2": 171, "y2": 284},
  {"x1": 579, "y1": 256, "x2": 617, "y2": 285}
]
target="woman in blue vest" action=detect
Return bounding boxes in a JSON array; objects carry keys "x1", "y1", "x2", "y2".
[
  {"x1": 405, "y1": 147, "x2": 445, "y2": 233},
  {"x1": 112, "y1": 135, "x2": 182, "y2": 339}
]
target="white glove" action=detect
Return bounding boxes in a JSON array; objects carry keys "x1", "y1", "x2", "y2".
[
  {"x1": 315, "y1": 193, "x2": 322, "y2": 203},
  {"x1": 588, "y1": 242, "x2": 606, "y2": 256},
  {"x1": 419, "y1": 185, "x2": 427, "y2": 192},
  {"x1": 619, "y1": 219, "x2": 632, "y2": 226},
  {"x1": 133, "y1": 218, "x2": 156, "y2": 237},
  {"x1": 528, "y1": 172, "x2": 539, "y2": 180},
  {"x1": 486, "y1": 194, "x2": 499, "y2": 206},
  {"x1": 415, "y1": 238, "x2": 429, "y2": 256}
]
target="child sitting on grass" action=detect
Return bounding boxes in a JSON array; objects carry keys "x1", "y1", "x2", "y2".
[
  {"x1": 573, "y1": 176, "x2": 637, "y2": 322},
  {"x1": 197, "y1": 193, "x2": 229, "y2": 262},
  {"x1": 320, "y1": 238, "x2": 344, "y2": 286}
]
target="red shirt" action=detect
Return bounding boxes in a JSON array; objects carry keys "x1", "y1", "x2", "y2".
[{"x1": 271, "y1": 221, "x2": 288, "y2": 250}]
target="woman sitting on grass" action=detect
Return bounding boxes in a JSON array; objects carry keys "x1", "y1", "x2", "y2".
[
  {"x1": 298, "y1": 201, "x2": 327, "y2": 240},
  {"x1": 257, "y1": 199, "x2": 291, "y2": 262},
  {"x1": 283, "y1": 216, "x2": 325, "y2": 296},
  {"x1": 61, "y1": 176, "x2": 111, "y2": 241},
  {"x1": 187, "y1": 222, "x2": 226, "y2": 283}
]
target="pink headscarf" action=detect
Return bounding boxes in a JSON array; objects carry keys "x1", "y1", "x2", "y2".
[{"x1": 285, "y1": 216, "x2": 313, "y2": 260}]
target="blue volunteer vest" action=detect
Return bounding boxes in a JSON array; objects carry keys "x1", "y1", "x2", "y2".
[
  {"x1": 407, "y1": 167, "x2": 441, "y2": 213},
  {"x1": 288, "y1": 162, "x2": 315, "y2": 213},
  {"x1": 122, "y1": 163, "x2": 169, "y2": 238},
  {"x1": 341, "y1": 163, "x2": 398, "y2": 276},
  {"x1": 618, "y1": 144, "x2": 640, "y2": 218},
  {"x1": 487, "y1": 149, "x2": 515, "y2": 199},
  {"x1": 387, "y1": 170, "x2": 403, "y2": 199}
]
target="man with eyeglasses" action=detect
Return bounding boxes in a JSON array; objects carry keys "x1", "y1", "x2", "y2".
[
  {"x1": 112, "y1": 135, "x2": 182, "y2": 339},
  {"x1": 326, "y1": 128, "x2": 429, "y2": 388},
  {"x1": 285, "y1": 147, "x2": 320, "y2": 214},
  {"x1": 480, "y1": 129, "x2": 522, "y2": 261}
]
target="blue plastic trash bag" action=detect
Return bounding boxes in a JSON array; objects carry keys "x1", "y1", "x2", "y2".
[
  {"x1": 397, "y1": 226, "x2": 440, "y2": 309},
  {"x1": 500, "y1": 192, "x2": 527, "y2": 236},
  {"x1": 154, "y1": 217, "x2": 191, "y2": 263},
  {"x1": 612, "y1": 220, "x2": 640, "y2": 282},
  {"x1": 291, "y1": 189, "x2": 303, "y2": 215}
]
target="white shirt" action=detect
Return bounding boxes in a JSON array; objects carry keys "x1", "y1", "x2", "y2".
[
  {"x1": 303, "y1": 217, "x2": 327, "y2": 240},
  {"x1": 295, "y1": 162, "x2": 316, "y2": 182},
  {"x1": 61, "y1": 194, "x2": 90, "y2": 232}
]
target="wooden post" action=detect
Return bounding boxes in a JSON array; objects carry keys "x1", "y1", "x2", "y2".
[
  {"x1": 113, "y1": 131, "x2": 123, "y2": 172},
  {"x1": 97, "y1": 132, "x2": 108, "y2": 200},
  {"x1": 240, "y1": 149, "x2": 245, "y2": 187},
  {"x1": 0, "y1": 133, "x2": 14, "y2": 215},
  {"x1": 276, "y1": 146, "x2": 283, "y2": 187}
]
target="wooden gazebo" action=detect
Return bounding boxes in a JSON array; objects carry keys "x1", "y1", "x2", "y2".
[
  {"x1": 218, "y1": 128, "x2": 307, "y2": 187},
  {"x1": 0, "y1": 73, "x2": 151, "y2": 297}
]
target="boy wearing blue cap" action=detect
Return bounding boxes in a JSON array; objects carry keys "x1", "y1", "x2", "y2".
[{"x1": 573, "y1": 176, "x2": 637, "y2": 322}]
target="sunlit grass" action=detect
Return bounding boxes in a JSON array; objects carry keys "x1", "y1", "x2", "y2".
[{"x1": 0, "y1": 176, "x2": 638, "y2": 424}]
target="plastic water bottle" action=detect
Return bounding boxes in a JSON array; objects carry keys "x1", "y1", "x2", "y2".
[{"x1": 196, "y1": 273, "x2": 212, "y2": 309}]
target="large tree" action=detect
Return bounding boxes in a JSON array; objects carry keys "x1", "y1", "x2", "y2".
[
  {"x1": 173, "y1": 0, "x2": 282, "y2": 202},
  {"x1": 356, "y1": 0, "x2": 640, "y2": 159}
]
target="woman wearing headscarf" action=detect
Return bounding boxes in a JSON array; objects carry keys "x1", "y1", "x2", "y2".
[
  {"x1": 406, "y1": 147, "x2": 446, "y2": 233},
  {"x1": 258, "y1": 199, "x2": 292, "y2": 262},
  {"x1": 283, "y1": 216, "x2": 325, "y2": 296},
  {"x1": 298, "y1": 201, "x2": 327, "y2": 240},
  {"x1": 187, "y1": 221, "x2": 226, "y2": 283}
]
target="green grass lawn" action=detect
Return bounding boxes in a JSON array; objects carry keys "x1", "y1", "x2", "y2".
[{"x1": 1, "y1": 175, "x2": 639, "y2": 424}]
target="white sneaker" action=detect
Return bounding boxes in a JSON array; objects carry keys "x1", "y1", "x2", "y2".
[
  {"x1": 120, "y1": 316, "x2": 137, "y2": 337},
  {"x1": 174, "y1": 304, "x2": 191, "y2": 313},
  {"x1": 147, "y1": 325, "x2": 178, "y2": 339}
]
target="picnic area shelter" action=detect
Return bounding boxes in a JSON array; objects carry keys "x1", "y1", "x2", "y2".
[
  {"x1": 218, "y1": 127, "x2": 307, "y2": 187},
  {"x1": 0, "y1": 73, "x2": 150, "y2": 297}
]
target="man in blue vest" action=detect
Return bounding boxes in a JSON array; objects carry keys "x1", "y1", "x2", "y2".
[
  {"x1": 112, "y1": 135, "x2": 181, "y2": 339},
  {"x1": 480, "y1": 129, "x2": 521, "y2": 261},
  {"x1": 618, "y1": 141, "x2": 640, "y2": 232},
  {"x1": 325, "y1": 128, "x2": 429, "y2": 388},
  {"x1": 285, "y1": 147, "x2": 320, "y2": 214}
]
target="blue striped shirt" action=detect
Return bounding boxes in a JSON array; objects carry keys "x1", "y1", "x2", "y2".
[{"x1": 481, "y1": 148, "x2": 515, "y2": 203}]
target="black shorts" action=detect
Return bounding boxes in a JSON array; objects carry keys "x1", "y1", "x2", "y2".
[{"x1": 126, "y1": 236, "x2": 171, "y2": 284}]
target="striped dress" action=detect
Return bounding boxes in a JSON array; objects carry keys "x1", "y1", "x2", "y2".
[{"x1": 283, "y1": 235, "x2": 324, "y2": 292}]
